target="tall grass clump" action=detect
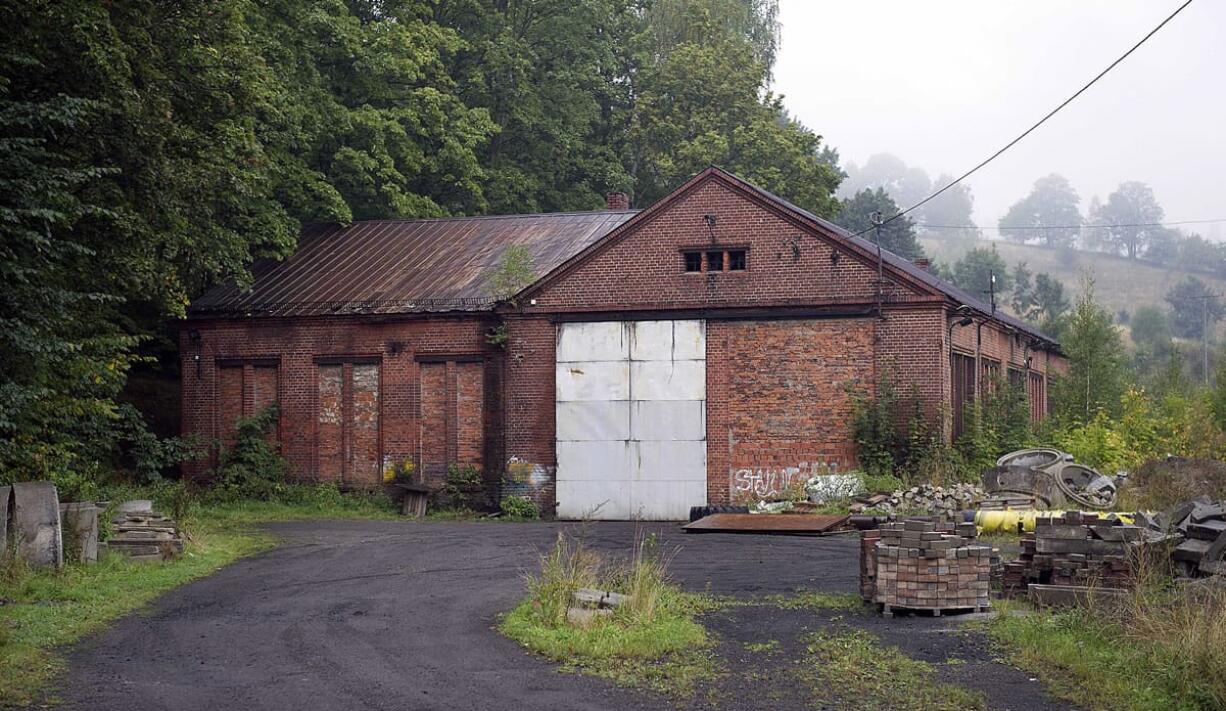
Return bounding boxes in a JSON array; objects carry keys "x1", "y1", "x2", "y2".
[
  {"x1": 992, "y1": 547, "x2": 1226, "y2": 710},
  {"x1": 499, "y1": 531, "x2": 716, "y2": 695}
]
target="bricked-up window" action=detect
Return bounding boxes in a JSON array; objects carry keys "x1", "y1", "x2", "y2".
[
  {"x1": 683, "y1": 251, "x2": 703, "y2": 272},
  {"x1": 728, "y1": 249, "x2": 747, "y2": 271},
  {"x1": 706, "y1": 250, "x2": 724, "y2": 271}
]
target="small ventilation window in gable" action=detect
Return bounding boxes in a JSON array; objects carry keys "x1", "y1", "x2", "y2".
[
  {"x1": 706, "y1": 251, "x2": 724, "y2": 271},
  {"x1": 683, "y1": 251, "x2": 703, "y2": 272},
  {"x1": 728, "y1": 250, "x2": 747, "y2": 271}
]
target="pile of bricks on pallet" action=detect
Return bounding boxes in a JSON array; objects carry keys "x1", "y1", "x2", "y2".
[
  {"x1": 869, "y1": 520, "x2": 992, "y2": 616},
  {"x1": 1003, "y1": 512, "x2": 1140, "y2": 596}
]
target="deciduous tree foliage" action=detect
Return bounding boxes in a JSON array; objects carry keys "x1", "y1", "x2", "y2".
[
  {"x1": 999, "y1": 174, "x2": 1081, "y2": 248},
  {"x1": 834, "y1": 188, "x2": 925, "y2": 261},
  {"x1": 2, "y1": 0, "x2": 842, "y2": 483}
]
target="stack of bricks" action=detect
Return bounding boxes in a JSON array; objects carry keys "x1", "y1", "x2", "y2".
[
  {"x1": 872, "y1": 520, "x2": 992, "y2": 616},
  {"x1": 1002, "y1": 511, "x2": 1135, "y2": 596}
]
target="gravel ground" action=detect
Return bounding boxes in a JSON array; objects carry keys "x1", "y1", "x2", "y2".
[{"x1": 52, "y1": 521, "x2": 1073, "y2": 710}]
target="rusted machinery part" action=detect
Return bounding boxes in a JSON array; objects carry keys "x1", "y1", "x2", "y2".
[
  {"x1": 1054, "y1": 463, "x2": 1117, "y2": 510},
  {"x1": 995, "y1": 448, "x2": 1072, "y2": 471}
]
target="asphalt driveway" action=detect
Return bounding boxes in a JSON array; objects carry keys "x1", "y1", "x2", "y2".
[{"x1": 54, "y1": 521, "x2": 1071, "y2": 710}]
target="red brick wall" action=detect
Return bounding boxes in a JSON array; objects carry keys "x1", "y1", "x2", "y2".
[
  {"x1": 707, "y1": 319, "x2": 875, "y2": 505},
  {"x1": 180, "y1": 316, "x2": 498, "y2": 488},
  {"x1": 501, "y1": 316, "x2": 557, "y2": 513},
  {"x1": 521, "y1": 177, "x2": 928, "y2": 315}
]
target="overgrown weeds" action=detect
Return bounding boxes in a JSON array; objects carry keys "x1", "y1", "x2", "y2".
[
  {"x1": 991, "y1": 554, "x2": 1226, "y2": 710},
  {"x1": 499, "y1": 531, "x2": 718, "y2": 696}
]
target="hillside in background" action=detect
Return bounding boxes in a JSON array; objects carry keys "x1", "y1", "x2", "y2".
[{"x1": 921, "y1": 237, "x2": 1226, "y2": 329}]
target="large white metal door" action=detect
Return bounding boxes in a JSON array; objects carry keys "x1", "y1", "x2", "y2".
[{"x1": 555, "y1": 320, "x2": 707, "y2": 520}]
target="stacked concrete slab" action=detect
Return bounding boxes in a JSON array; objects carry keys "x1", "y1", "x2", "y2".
[
  {"x1": 872, "y1": 520, "x2": 992, "y2": 616},
  {"x1": 101, "y1": 500, "x2": 185, "y2": 562},
  {"x1": 1003, "y1": 502, "x2": 1226, "y2": 599},
  {"x1": 1003, "y1": 512, "x2": 1136, "y2": 596}
]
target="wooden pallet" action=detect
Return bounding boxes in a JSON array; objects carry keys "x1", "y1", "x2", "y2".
[{"x1": 878, "y1": 602, "x2": 990, "y2": 618}]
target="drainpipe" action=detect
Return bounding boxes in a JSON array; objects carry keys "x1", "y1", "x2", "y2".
[{"x1": 947, "y1": 306, "x2": 974, "y2": 437}]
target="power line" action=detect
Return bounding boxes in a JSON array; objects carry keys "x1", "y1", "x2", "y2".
[
  {"x1": 915, "y1": 217, "x2": 1226, "y2": 232},
  {"x1": 855, "y1": 0, "x2": 1196, "y2": 237}
]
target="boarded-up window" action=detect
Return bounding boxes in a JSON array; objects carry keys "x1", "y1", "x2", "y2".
[
  {"x1": 952, "y1": 353, "x2": 976, "y2": 440},
  {"x1": 315, "y1": 360, "x2": 381, "y2": 487},
  {"x1": 1028, "y1": 371, "x2": 1047, "y2": 422}
]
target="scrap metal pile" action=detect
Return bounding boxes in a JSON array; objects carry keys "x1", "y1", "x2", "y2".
[
  {"x1": 1004, "y1": 499, "x2": 1226, "y2": 602},
  {"x1": 982, "y1": 448, "x2": 1117, "y2": 510}
]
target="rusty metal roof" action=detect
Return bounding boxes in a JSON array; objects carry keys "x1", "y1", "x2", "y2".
[{"x1": 189, "y1": 210, "x2": 638, "y2": 317}]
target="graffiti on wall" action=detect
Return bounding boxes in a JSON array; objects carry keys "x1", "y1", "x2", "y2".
[{"x1": 731, "y1": 461, "x2": 841, "y2": 499}]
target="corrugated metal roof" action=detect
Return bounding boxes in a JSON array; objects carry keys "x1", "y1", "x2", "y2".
[{"x1": 189, "y1": 210, "x2": 638, "y2": 317}]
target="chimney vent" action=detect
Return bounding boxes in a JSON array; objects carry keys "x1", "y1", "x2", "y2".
[
  {"x1": 913, "y1": 257, "x2": 931, "y2": 271},
  {"x1": 605, "y1": 191, "x2": 630, "y2": 211}
]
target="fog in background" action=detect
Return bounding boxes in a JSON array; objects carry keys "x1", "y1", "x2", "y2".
[{"x1": 774, "y1": 0, "x2": 1224, "y2": 239}]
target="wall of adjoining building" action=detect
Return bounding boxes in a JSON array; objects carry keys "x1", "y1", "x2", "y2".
[{"x1": 180, "y1": 315, "x2": 500, "y2": 490}]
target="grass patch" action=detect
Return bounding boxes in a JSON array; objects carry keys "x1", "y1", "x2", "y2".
[
  {"x1": 0, "y1": 488, "x2": 397, "y2": 707},
  {"x1": 767, "y1": 590, "x2": 865, "y2": 611},
  {"x1": 989, "y1": 580, "x2": 1226, "y2": 711},
  {"x1": 744, "y1": 639, "x2": 780, "y2": 653},
  {"x1": 498, "y1": 532, "x2": 720, "y2": 697},
  {"x1": 801, "y1": 628, "x2": 986, "y2": 710}
]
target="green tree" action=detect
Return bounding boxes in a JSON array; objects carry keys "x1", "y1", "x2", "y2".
[
  {"x1": 1010, "y1": 262, "x2": 1034, "y2": 316},
  {"x1": 998, "y1": 174, "x2": 1081, "y2": 248},
  {"x1": 1165, "y1": 276, "x2": 1223, "y2": 340},
  {"x1": 0, "y1": 53, "x2": 135, "y2": 483},
  {"x1": 627, "y1": 15, "x2": 840, "y2": 215},
  {"x1": 834, "y1": 188, "x2": 925, "y2": 260},
  {"x1": 1050, "y1": 276, "x2": 1127, "y2": 422},
  {"x1": 915, "y1": 174, "x2": 976, "y2": 239},
  {"x1": 1130, "y1": 305, "x2": 1173, "y2": 380},
  {"x1": 1031, "y1": 273, "x2": 1071, "y2": 334},
  {"x1": 950, "y1": 247, "x2": 1012, "y2": 306},
  {"x1": 1091, "y1": 181, "x2": 1165, "y2": 259}
]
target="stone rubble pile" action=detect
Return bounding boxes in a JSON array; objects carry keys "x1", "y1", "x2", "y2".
[
  {"x1": 805, "y1": 474, "x2": 866, "y2": 504},
  {"x1": 101, "y1": 500, "x2": 185, "y2": 562},
  {"x1": 871, "y1": 483, "x2": 985, "y2": 516},
  {"x1": 863, "y1": 520, "x2": 992, "y2": 616}
]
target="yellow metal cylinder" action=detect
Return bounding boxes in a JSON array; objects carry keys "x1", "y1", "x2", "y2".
[{"x1": 973, "y1": 509, "x2": 1136, "y2": 533}]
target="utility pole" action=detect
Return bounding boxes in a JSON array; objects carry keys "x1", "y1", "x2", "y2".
[
  {"x1": 871, "y1": 211, "x2": 884, "y2": 319},
  {"x1": 1205, "y1": 296, "x2": 1210, "y2": 386},
  {"x1": 988, "y1": 271, "x2": 996, "y2": 316}
]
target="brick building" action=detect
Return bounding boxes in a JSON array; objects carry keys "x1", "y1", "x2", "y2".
[{"x1": 182, "y1": 167, "x2": 1063, "y2": 519}]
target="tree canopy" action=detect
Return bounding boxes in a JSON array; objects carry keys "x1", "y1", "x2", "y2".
[
  {"x1": 834, "y1": 188, "x2": 925, "y2": 261},
  {"x1": 999, "y1": 174, "x2": 1081, "y2": 248},
  {"x1": 1, "y1": 0, "x2": 845, "y2": 485}
]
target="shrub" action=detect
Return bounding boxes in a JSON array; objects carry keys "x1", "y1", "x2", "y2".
[
  {"x1": 500, "y1": 495, "x2": 539, "y2": 520},
  {"x1": 439, "y1": 463, "x2": 485, "y2": 510},
  {"x1": 211, "y1": 404, "x2": 287, "y2": 501}
]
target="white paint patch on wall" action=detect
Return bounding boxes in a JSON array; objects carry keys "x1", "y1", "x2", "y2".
[{"x1": 555, "y1": 320, "x2": 707, "y2": 520}]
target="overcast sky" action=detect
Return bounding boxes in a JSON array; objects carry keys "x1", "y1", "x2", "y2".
[{"x1": 774, "y1": 0, "x2": 1225, "y2": 239}]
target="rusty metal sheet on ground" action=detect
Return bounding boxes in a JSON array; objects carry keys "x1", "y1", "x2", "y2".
[{"x1": 682, "y1": 513, "x2": 850, "y2": 535}]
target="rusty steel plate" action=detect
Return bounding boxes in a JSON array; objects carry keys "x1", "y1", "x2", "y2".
[{"x1": 682, "y1": 513, "x2": 851, "y2": 535}]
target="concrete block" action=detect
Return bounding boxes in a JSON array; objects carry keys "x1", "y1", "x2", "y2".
[
  {"x1": 11, "y1": 481, "x2": 62, "y2": 569},
  {"x1": 629, "y1": 320, "x2": 704, "y2": 361},
  {"x1": 59, "y1": 502, "x2": 99, "y2": 564},
  {"x1": 0, "y1": 485, "x2": 9, "y2": 553},
  {"x1": 630, "y1": 360, "x2": 705, "y2": 401},
  {"x1": 556, "y1": 440, "x2": 632, "y2": 482},
  {"x1": 630, "y1": 400, "x2": 705, "y2": 441},
  {"x1": 556, "y1": 361, "x2": 629, "y2": 402},
  {"x1": 556, "y1": 321, "x2": 627, "y2": 363},
  {"x1": 632, "y1": 440, "x2": 706, "y2": 483},
  {"x1": 556, "y1": 400, "x2": 630, "y2": 441},
  {"x1": 566, "y1": 606, "x2": 612, "y2": 626},
  {"x1": 556, "y1": 478, "x2": 629, "y2": 520}
]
